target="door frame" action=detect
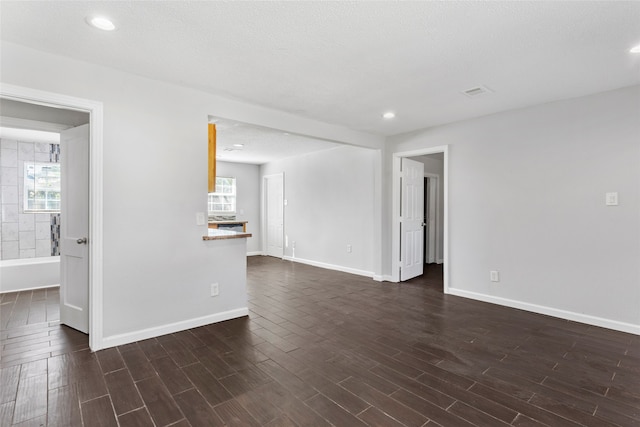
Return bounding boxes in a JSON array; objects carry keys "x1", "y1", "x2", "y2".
[
  {"x1": 1, "y1": 83, "x2": 104, "y2": 350},
  {"x1": 261, "y1": 172, "x2": 284, "y2": 258},
  {"x1": 391, "y1": 145, "x2": 448, "y2": 293}
]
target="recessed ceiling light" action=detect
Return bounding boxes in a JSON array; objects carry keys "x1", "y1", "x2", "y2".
[
  {"x1": 87, "y1": 16, "x2": 116, "y2": 31},
  {"x1": 233, "y1": 144, "x2": 244, "y2": 148},
  {"x1": 630, "y1": 44, "x2": 640, "y2": 53},
  {"x1": 382, "y1": 111, "x2": 396, "y2": 119}
]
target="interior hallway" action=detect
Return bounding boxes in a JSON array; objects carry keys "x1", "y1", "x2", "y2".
[{"x1": 1, "y1": 256, "x2": 638, "y2": 426}]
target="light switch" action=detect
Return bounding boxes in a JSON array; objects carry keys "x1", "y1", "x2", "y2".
[
  {"x1": 196, "y1": 212, "x2": 206, "y2": 225},
  {"x1": 605, "y1": 192, "x2": 618, "y2": 206}
]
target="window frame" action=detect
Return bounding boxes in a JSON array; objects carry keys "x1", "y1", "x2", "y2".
[
  {"x1": 23, "y1": 161, "x2": 61, "y2": 213},
  {"x1": 208, "y1": 176, "x2": 237, "y2": 215}
]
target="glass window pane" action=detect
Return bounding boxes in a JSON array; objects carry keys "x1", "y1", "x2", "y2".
[
  {"x1": 24, "y1": 161, "x2": 61, "y2": 213},
  {"x1": 209, "y1": 177, "x2": 236, "y2": 214}
]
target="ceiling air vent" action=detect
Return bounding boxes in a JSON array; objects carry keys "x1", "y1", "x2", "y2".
[{"x1": 462, "y1": 85, "x2": 493, "y2": 98}]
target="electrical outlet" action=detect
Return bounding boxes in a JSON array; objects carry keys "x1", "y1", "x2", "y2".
[
  {"x1": 347, "y1": 244, "x2": 352, "y2": 253},
  {"x1": 490, "y1": 271, "x2": 500, "y2": 282},
  {"x1": 605, "y1": 192, "x2": 618, "y2": 206},
  {"x1": 210, "y1": 283, "x2": 219, "y2": 297},
  {"x1": 196, "y1": 212, "x2": 206, "y2": 225}
]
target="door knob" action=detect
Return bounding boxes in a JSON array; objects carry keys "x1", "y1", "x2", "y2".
[{"x1": 76, "y1": 237, "x2": 88, "y2": 244}]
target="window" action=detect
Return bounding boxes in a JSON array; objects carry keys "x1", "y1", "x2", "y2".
[
  {"x1": 24, "y1": 162, "x2": 61, "y2": 212},
  {"x1": 208, "y1": 177, "x2": 236, "y2": 215}
]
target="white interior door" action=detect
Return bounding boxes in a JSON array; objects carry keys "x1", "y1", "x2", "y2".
[
  {"x1": 60, "y1": 124, "x2": 89, "y2": 333},
  {"x1": 265, "y1": 174, "x2": 284, "y2": 258},
  {"x1": 401, "y1": 158, "x2": 424, "y2": 281}
]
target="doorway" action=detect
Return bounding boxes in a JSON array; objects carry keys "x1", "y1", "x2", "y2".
[
  {"x1": 392, "y1": 146, "x2": 448, "y2": 292},
  {"x1": 0, "y1": 83, "x2": 105, "y2": 350},
  {"x1": 0, "y1": 106, "x2": 89, "y2": 331},
  {"x1": 424, "y1": 174, "x2": 438, "y2": 265}
]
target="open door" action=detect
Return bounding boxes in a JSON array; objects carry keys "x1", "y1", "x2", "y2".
[
  {"x1": 400, "y1": 158, "x2": 424, "y2": 281},
  {"x1": 265, "y1": 173, "x2": 284, "y2": 258},
  {"x1": 60, "y1": 124, "x2": 89, "y2": 333}
]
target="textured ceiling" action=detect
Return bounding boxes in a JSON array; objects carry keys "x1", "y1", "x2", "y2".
[{"x1": 1, "y1": 1, "x2": 639, "y2": 138}]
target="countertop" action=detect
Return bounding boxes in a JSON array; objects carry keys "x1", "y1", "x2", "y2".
[{"x1": 202, "y1": 228, "x2": 252, "y2": 241}]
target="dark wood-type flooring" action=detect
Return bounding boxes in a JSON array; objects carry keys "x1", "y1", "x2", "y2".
[{"x1": 1, "y1": 256, "x2": 639, "y2": 426}]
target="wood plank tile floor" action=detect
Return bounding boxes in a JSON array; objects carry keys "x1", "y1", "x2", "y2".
[{"x1": 1, "y1": 256, "x2": 639, "y2": 426}]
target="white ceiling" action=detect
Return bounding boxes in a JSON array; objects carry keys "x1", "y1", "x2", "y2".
[
  {"x1": 0, "y1": 98, "x2": 90, "y2": 129},
  {"x1": 1, "y1": 1, "x2": 639, "y2": 141},
  {"x1": 211, "y1": 117, "x2": 342, "y2": 165}
]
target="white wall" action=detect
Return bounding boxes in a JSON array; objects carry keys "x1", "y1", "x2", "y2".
[
  {"x1": 388, "y1": 85, "x2": 640, "y2": 332},
  {"x1": 0, "y1": 41, "x2": 382, "y2": 345},
  {"x1": 261, "y1": 145, "x2": 377, "y2": 276},
  {"x1": 215, "y1": 161, "x2": 261, "y2": 254}
]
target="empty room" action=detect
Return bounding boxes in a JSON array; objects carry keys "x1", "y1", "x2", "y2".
[{"x1": 1, "y1": 1, "x2": 639, "y2": 426}]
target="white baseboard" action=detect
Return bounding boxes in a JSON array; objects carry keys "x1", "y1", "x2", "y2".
[
  {"x1": 247, "y1": 251, "x2": 263, "y2": 256},
  {"x1": 448, "y1": 288, "x2": 640, "y2": 336},
  {"x1": 99, "y1": 307, "x2": 249, "y2": 350},
  {"x1": 373, "y1": 275, "x2": 396, "y2": 282},
  {"x1": 283, "y1": 256, "x2": 374, "y2": 278}
]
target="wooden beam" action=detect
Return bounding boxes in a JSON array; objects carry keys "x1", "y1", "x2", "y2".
[{"x1": 208, "y1": 123, "x2": 216, "y2": 193}]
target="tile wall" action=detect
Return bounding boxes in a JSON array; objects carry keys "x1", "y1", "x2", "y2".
[{"x1": 0, "y1": 139, "x2": 61, "y2": 260}]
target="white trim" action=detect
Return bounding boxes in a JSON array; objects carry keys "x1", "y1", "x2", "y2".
[
  {"x1": 374, "y1": 274, "x2": 395, "y2": 282},
  {"x1": 247, "y1": 251, "x2": 263, "y2": 256},
  {"x1": 100, "y1": 308, "x2": 249, "y2": 349},
  {"x1": 392, "y1": 146, "x2": 449, "y2": 293},
  {"x1": 0, "y1": 83, "x2": 105, "y2": 351},
  {"x1": 372, "y1": 149, "x2": 384, "y2": 283},
  {"x1": 283, "y1": 256, "x2": 374, "y2": 278},
  {"x1": 448, "y1": 288, "x2": 640, "y2": 336},
  {"x1": 392, "y1": 154, "x2": 402, "y2": 282}
]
